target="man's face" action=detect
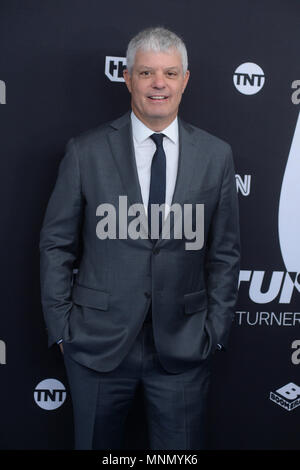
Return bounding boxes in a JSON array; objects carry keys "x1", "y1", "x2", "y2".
[{"x1": 123, "y1": 48, "x2": 190, "y2": 130}]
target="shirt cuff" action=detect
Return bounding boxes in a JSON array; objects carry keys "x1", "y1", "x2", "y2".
[{"x1": 57, "y1": 339, "x2": 63, "y2": 344}]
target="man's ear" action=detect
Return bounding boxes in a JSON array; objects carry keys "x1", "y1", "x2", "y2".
[{"x1": 123, "y1": 69, "x2": 132, "y2": 93}]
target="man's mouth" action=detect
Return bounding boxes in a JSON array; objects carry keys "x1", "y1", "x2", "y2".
[{"x1": 148, "y1": 95, "x2": 169, "y2": 101}]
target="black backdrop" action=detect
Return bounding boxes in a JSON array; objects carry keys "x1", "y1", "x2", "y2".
[{"x1": 0, "y1": 0, "x2": 299, "y2": 450}]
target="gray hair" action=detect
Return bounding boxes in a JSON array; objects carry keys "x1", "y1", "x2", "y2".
[{"x1": 126, "y1": 26, "x2": 188, "y2": 75}]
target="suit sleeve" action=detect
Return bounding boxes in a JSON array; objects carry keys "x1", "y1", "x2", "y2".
[
  {"x1": 205, "y1": 145, "x2": 240, "y2": 350},
  {"x1": 39, "y1": 138, "x2": 83, "y2": 347}
]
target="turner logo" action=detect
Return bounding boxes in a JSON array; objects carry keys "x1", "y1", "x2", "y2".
[
  {"x1": 233, "y1": 62, "x2": 265, "y2": 95},
  {"x1": 238, "y1": 270, "x2": 300, "y2": 304},
  {"x1": 34, "y1": 379, "x2": 67, "y2": 410},
  {"x1": 105, "y1": 56, "x2": 126, "y2": 82},
  {"x1": 0, "y1": 340, "x2": 6, "y2": 364},
  {"x1": 270, "y1": 382, "x2": 300, "y2": 411},
  {"x1": 0, "y1": 80, "x2": 6, "y2": 104}
]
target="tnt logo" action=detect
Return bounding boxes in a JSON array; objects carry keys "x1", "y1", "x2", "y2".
[
  {"x1": 233, "y1": 62, "x2": 265, "y2": 95},
  {"x1": 0, "y1": 80, "x2": 6, "y2": 104},
  {"x1": 34, "y1": 379, "x2": 67, "y2": 410},
  {"x1": 270, "y1": 382, "x2": 300, "y2": 411},
  {"x1": 105, "y1": 56, "x2": 126, "y2": 82}
]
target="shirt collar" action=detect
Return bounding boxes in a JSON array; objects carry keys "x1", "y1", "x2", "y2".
[{"x1": 131, "y1": 110, "x2": 178, "y2": 145}]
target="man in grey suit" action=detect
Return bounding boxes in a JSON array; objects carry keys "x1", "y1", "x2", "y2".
[{"x1": 39, "y1": 26, "x2": 240, "y2": 450}]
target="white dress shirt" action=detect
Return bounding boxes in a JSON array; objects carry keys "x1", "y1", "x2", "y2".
[{"x1": 130, "y1": 111, "x2": 179, "y2": 219}]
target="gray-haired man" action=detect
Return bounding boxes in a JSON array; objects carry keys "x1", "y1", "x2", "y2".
[{"x1": 40, "y1": 26, "x2": 240, "y2": 450}]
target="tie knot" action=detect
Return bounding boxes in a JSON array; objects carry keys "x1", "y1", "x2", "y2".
[{"x1": 150, "y1": 133, "x2": 164, "y2": 148}]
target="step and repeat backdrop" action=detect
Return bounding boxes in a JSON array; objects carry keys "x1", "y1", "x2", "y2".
[{"x1": 0, "y1": 0, "x2": 299, "y2": 450}]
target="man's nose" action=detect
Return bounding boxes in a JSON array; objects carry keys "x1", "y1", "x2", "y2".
[{"x1": 151, "y1": 73, "x2": 166, "y2": 89}]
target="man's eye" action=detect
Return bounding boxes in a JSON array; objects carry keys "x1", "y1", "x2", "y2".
[
  {"x1": 140, "y1": 71, "x2": 150, "y2": 76},
  {"x1": 167, "y1": 72, "x2": 177, "y2": 77}
]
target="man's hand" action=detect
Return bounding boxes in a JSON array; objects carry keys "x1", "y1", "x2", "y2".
[{"x1": 59, "y1": 342, "x2": 64, "y2": 354}]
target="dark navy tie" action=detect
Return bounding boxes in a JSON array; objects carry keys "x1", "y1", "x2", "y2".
[{"x1": 148, "y1": 133, "x2": 166, "y2": 239}]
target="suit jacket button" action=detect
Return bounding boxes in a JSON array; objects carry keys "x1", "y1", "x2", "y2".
[
  {"x1": 144, "y1": 292, "x2": 151, "y2": 298},
  {"x1": 152, "y1": 248, "x2": 160, "y2": 255}
]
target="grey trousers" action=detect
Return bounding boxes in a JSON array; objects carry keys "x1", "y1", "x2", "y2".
[{"x1": 63, "y1": 308, "x2": 212, "y2": 450}]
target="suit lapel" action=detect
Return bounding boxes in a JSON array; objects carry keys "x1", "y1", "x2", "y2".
[{"x1": 107, "y1": 112, "x2": 151, "y2": 242}]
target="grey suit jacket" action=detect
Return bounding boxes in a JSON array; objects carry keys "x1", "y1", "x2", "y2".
[{"x1": 39, "y1": 111, "x2": 240, "y2": 373}]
